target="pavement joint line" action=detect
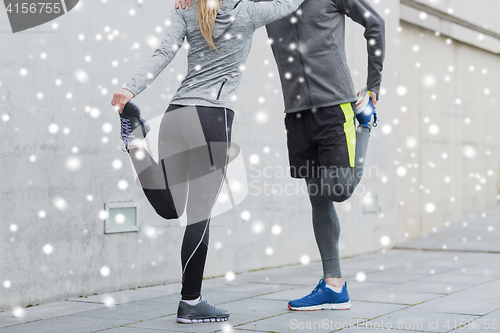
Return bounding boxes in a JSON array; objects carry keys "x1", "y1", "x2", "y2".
[
  {"x1": 352, "y1": 324, "x2": 441, "y2": 333},
  {"x1": 227, "y1": 311, "x2": 293, "y2": 330},
  {"x1": 445, "y1": 307, "x2": 500, "y2": 333},
  {"x1": 1, "y1": 318, "x2": 44, "y2": 329},
  {"x1": 434, "y1": 311, "x2": 483, "y2": 317},
  {"x1": 240, "y1": 289, "x2": 301, "y2": 298},
  {"x1": 329, "y1": 317, "x2": 376, "y2": 333},
  {"x1": 89, "y1": 322, "x2": 146, "y2": 333},
  {"x1": 348, "y1": 299, "x2": 417, "y2": 307},
  {"x1": 66, "y1": 292, "x2": 178, "y2": 305},
  {"x1": 243, "y1": 281, "x2": 307, "y2": 286},
  {"x1": 95, "y1": 327, "x2": 183, "y2": 333},
  {"x1": 393, "y1": 247, "x2": 500, "y2": 254},
  {"x1": 377, "y1": 256, "x2": 500, "y2": 273}
]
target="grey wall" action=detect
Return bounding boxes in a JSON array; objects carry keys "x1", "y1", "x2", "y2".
[
  {"x1": 413, "y1": 0, "x2": 500, "y2": 34},
  {"x1": 396, "y1": 20, "x2": 500, "y2": 240}
]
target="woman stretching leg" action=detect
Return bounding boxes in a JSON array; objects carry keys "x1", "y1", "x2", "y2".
[{"x1": 111, "y1": 0, "x2": 306, "y2": 324}]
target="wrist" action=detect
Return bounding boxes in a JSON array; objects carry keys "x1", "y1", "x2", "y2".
[
  {"x1": 368, "y1": 88, "x2": 379, "y2": 101},
  {"x1": 124, "y1": 88, "x2": 136, "y2": 98}
]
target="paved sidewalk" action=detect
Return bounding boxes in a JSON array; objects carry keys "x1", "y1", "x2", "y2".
[{"x1": 1, "y1": 206, "x2": 499, "y2": 333}]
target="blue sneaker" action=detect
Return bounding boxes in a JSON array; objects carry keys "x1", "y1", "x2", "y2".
[
  {"x1": 355, "y1": 87, "x2": 377, "y2": 128},
  {"x1": 288, "y1": 278, "x2": 351, "y2": 311}
]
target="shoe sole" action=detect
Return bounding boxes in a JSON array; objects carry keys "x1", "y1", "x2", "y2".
[
  {"x1": 288, "y1": 301, "x2": 351, "y2": 311},
  {"x1": 176, "y1": 317, "x2": 229, "y2": 324}
]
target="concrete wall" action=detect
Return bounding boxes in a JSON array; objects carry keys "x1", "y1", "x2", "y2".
[
  {"x1": 396, "y1": 3, "x2": 500, "y2": 241},
  {"x1": 1, "y1": 0, "x2": 395, "y2": 311},
  {"x1": 413, "y1": 0, "x2": 500, "y2": 34}
]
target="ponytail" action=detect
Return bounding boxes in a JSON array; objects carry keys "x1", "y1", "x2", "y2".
[{"x1": 197, "y1": 0, "x2": 222, "y2": 49}]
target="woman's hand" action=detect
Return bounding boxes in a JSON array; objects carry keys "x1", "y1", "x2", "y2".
[
  {"x1": 111, "y1": 89, "x2": 135, "y2": 114},
  {"x1": 175, "y1": 0, "x2": 192, "y2": 9}
]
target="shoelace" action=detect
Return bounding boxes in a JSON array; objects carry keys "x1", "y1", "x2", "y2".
[
  {"x1": 303, "y1": 285, "x2": 322, "y2": 299},
  {"x1": 199, "y1": 296, "x2": 217, "y2": 309},
  {"x1": 120, "y1": 118, "x2": 134, "y2": 152}
]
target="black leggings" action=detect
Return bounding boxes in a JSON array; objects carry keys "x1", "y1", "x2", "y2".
[{"x1": 127, "y1": 104, "x2": 234, "y2": 299}]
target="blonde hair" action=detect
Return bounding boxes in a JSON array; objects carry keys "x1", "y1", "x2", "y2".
[{"x1": 197, "y1": 0, "x2": 222, "y2": 49}]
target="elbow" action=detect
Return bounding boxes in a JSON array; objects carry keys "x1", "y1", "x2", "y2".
[
  {"x1": 377, "y1": 14, "x2": 385, "y2": 31},
  {"x1": 370, "y1": 11, "x2": 385, "y2": 30},
  {"x1": 378, "y1": 14, "x2": 385, "y2": 26}
]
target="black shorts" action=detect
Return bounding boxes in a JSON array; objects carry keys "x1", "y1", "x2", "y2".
[{"x1": 284, "y1": 103, "x2": 357, "y2": 179}]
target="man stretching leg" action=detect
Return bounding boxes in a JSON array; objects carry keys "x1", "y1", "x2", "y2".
[{"x1": 176, "y1": 0, "x2": 386, "y2": 311}]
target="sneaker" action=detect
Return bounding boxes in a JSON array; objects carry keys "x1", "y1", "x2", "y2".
[
  {"x1": 119, "y1": 101, "x2": 150, "y2": 152},
  {"x1": 288, "y1": 278, "x2": 351, "y2": 311},
  {"x1": 355, "y1": 87, "x2": 377, "y2": 128},
  {"x1": 176, "y1": 296, "x2": 230, "y2": 323}
]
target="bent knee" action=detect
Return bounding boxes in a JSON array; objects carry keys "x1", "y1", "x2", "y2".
[{"x1": 325, "y1": 191, "x2": 352, "y2": 203}]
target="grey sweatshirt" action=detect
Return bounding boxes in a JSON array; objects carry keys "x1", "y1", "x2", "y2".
[
  {"x1": 124, "y1": 0, "x2": 305, "y2": 111},
  {"x1": 261, "y1": 0, "x2": 385, "y2": 113}
]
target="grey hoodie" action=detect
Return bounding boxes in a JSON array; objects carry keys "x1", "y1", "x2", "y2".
[
  {"x1": 124, "y1": 0, "x2": 305, "y2": 111},
  {"x1": 262, "y1": 0, "x2": 385, "y2": 113}
]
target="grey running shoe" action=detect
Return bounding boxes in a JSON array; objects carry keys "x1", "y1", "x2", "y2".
[{"x1": 176, "y1": 296, "x2": 230, "y2": 324}]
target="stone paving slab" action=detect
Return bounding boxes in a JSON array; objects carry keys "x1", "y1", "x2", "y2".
[
  {"x1": 350, "y1": 289, "x2": 443, "y2": 305},
  {"x1": 226, "y1": 262, "x2": 337, "y2": 286},
  {"x1": 388, "y1": 280, "x2": 473, "y2": 294},
  {"x1": 0, "y1": 315, "x2": 138, "y2": 333},
  {"x1": 406, "y1": 279, "x2": 500, "y2": 316},
  {"x1": 69, "y1": 298, "x2": 176, "y2": 321},
  {"x1": 362, "y1": 271, "x2": 429, "y2": 284},
  {"x1": 381, "y1": 263, "x2": 457, "y2": 276},
  {"x1": 68, "y1": 289, "x2": 171, "y2": 305},
  {"x1": 0, "y1": 316, "x2": 39, "y2": 328},
  {"x1": 337, "y1": 328, "x2": 428, "y2": 332},
  {"x1": 396, "y1": 215, "x2": 500, "y2": 253},
  {"x1": 0, "y1": 300, "x2": 106, "y2": 320},
  {"x1": 237, "y1": 312, "x2": 334, "y2": 333},
  {"x1": 399, "y1": 241, "x2": 500, "y2": 252},
  {"x1": 417, "y1": 271, "x2": 498, "y2": 285},
  {"x1": 208, "y1": 282, "x2": 302, "y2": 297},
  {"x1": 0, "y1": 301, "x2": 107, "y2": 328},
  {"x1": 97, "y1": 327, "x2": 173, "y2": 333},
  {"x1": 465, "y1": 257, "x2": 500, "y2": 268},
  {"x1": 449, "y1": 265, "x2": 500, "y2": 277},
  {"x1": 341, "y1": 280, "x2": 395, "y2": 296},
  {"x1": 133, "y1": 283, "x2": 183, "y2": 294}
]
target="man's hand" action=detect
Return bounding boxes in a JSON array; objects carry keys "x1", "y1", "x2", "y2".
[
  {"x1": 111, "y1": 89, "x2": 135, "y2": 114},
  {"x1": 175, "y1": 0, "x2": 192, "y2": 9},
  {"x1": 370, "y1": 91, "x2": 378, "y2": 109}
]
